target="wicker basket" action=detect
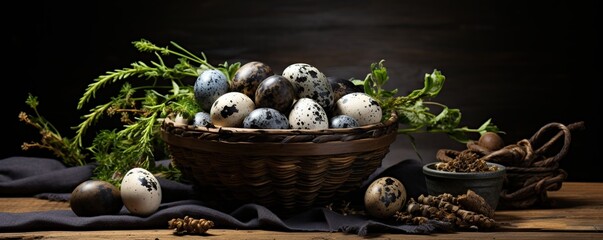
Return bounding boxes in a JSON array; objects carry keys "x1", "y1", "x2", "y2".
[{"x1": 160, "y1": 112, "x2": 399, "y2": 214}]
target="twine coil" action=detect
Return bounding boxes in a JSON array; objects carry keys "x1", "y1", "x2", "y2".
[{"x1": 437, "y1": 121, "x2": 584, "y2": 209}]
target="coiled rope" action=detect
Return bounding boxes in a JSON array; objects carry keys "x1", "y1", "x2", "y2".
[{"x1": 437, "y1": 121, "x2": 585, "y2": 209}]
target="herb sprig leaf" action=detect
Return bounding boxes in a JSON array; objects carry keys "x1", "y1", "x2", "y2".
[{"x1": 360, "y1": 59, "x2": 501, "y2": 146}]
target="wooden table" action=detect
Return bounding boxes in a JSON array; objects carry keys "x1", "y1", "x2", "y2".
[{"x1": 1, "y1": 182, "x2": 602, "y2": 239}]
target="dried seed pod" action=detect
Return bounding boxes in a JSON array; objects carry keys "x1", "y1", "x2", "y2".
[
  {"x1": 457, "y1": 189, "x2": 495, "y2": 218},
  {"x1": 168, "y1": 216, "x2": 214, "y2": 235},
  {"x1": 436, "y1": 149, "x2": 493, "y2": 172},
  {"x1": 394, "y1": 190, "x2": 498, "y2": 231}
]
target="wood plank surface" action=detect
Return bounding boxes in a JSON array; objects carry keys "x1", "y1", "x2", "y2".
[
  {"x1": 1, "y1": 182, "x2": 602, "y2": 239},
  {"x1": 0, "y1": 198, "x2": 69, "y2": 213},
  {"x1": 0, "y1": 229, "x2": 601, "y2": 240},
  {"x1": 496, "y1": 182, "x2": 603, "y2": 232}
]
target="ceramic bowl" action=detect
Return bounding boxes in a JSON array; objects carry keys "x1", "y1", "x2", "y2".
[{"x1": 422, "y1": 162, "x2": 506, "y2": 209}]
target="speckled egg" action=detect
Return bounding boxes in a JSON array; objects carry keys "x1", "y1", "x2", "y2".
[
  {"x1": 194, "y1": 69, "x2": 229, "y2": 112},
  {"x1": 288, "y1": 98, "x2": 329, "y2": 130},
  {"x1": 193, "y1": 111, "x2": 212, "y2": 127},
  {"x1": 327, "y1": 77, "x2": 363, "y2": 103},
  {"x1": 174, "y1": 113, "x2": 189, "y2": 125},
  {"x1": 210, "y1": 92, "x2": 255, "y2": 127},
  {"x1": 282, "y1": 63, "x2": 334, "y2": 112},
  {"x1": 255, "y1": 75, "x2": 297, "y2": 114},
  {"x1": 364, "y1": 177, "x2": 407, "y2": 219},
  {"x1": 329, "y1": 115, "x2": 360, "y2": 128},
  {"x1": 334, "y1": 92, "x2": 383, "y2": 126},
  {"x1": 243, "y1": 108, "x2": 290, "y2": 129},
  {"x1": 231, "y1": 61, "x2": 274, "y2": 99},
  {"x1": 120, "y1": 168, "x2": 162, "y2": 217},
  {"x1": 70, "y1": 180, "x2": 123, "y2": 217}
]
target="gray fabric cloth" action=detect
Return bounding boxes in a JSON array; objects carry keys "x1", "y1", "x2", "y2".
[{"x1": 0, "y1": 156, "x2": 450, "y2": 235}]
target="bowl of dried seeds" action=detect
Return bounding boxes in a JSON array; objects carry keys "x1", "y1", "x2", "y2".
[{"x1": 422, "y1": 150, "x2": 506, "y2": 210}]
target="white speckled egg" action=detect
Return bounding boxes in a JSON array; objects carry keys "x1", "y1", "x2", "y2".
[
  {"x1": 243, "y1": 108, "x2": 290, "y2": 129},
  {"x1": 194, "y1": 69, "x2": 229, "y2": 112},
  {"x1": 282, "y1": 63, "x2": 334, "y2": 111},
  {"x1": 120, "y1": 167, "x2": 162, "y2": 217},
  {"x1": 193, "y1": 111, "x2": 212, "y2": 127},
  {"x1": 174, "y1": 113, "x2": 188, "y2": 125},
  {"x1": 329, "y1": 115, "x2": 359, "y2": 128},
  {"x1": 210, "y1": 92, "x2": 255, "y2": 127},
  {"x1": 288, "y1": 98, "x2": 329, "y2": 130},
  {"x1": 364, "y1": 177, "x2": 407, "y2": 219},
  {"x1": 334, "y1": 92, "x2": 382, "y2": 125}
]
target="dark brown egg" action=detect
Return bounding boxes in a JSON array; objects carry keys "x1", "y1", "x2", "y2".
[
  {"x1": 255, "y1": 75, "x2": 297, "y2": 113},
  {"x1": 327, "y1": 77, "x2": 363, "y2": 103},
  {"x1": 70, "y1": 180, "x2": 123, "y2": 217},
  {"x1": 231, "y1": 61, "x2": 274, "y2": 100},
  {"x1": 479, "y1": 132, "x2": 505, "y2": 151}
]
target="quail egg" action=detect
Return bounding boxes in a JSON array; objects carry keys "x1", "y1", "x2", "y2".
[
  {"x1": 231, "y1": 61, "x2": 274, "y2": 99},
  {"x1": 70, "y1": 180, "x2": 123, "y2": 217},
  {"x1": 243, "y1": 108, "x2": 290, "y2": 129},
  {"x1": 327, "y1": 77, "x2": 363, "y2": 103},
  {"x1": 194, "y1": 69, "x2": 229, "y2": 112},
  {"x1": 364, "y1": 177, "x2": 407, "y2": 219},
  {"x1": 255, "y1": 75, "x2": 297, "y2": 114},
  {"x1": 329, "y1": 115, "x2": 360, "y2": 128},
  {"x1": 288, "y1": 98, "x2": 329, "y2": 130},
  {"x1": 210, "y1": 92, "x2": 255, "y2": 127},
  {"x1": 120, "y1": 167, "x2": 162, "y2": 217},
  {"x1": 282, "y1": 63, "x2": 334, "y2": 112},
  {"x1": 173, "y1": 113, "x2": 189, "y2": 125},
  {"x1": 193, "y1": 111, "x2": 212, "y2": 127},
  {"x1": 334, "y1": 92, "x2": 382, "y2": 125}
]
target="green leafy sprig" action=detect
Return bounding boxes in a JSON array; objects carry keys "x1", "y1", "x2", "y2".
[
  {"x1": 361, "y1": 60, "x2": 501, "y2": 146},
  {"x1": 20, "y1": 39, "x2": 239, "y2": 186},
  {"x1": 19, "y1": 94, "x2": 87, "y2": 166},
  {"x1": 74, "y1": 39, "x2": 231, "y2": 146}
]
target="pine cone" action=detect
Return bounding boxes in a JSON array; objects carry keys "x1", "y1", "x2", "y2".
[{"x1": 168, "y1": 216, "x2": 214, "y2": 235}]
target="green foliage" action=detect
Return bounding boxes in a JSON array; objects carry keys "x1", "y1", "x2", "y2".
[
  {"x1": 20, "y1": 94, "x2": 87, "y2": 166},
  {"x1": 19, "y1": 39, "x2": 238, "y2": 186},
  {"x1": 360, "y1": 60, "x2": 502, "y2": 145}
]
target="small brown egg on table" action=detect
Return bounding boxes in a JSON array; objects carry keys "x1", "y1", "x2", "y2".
[{"x1": 364, "y1": 176, "x2": 407, "y2": 219}]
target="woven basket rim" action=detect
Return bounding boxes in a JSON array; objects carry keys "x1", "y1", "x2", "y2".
[
  {"x1": 162, "y1": 111, "x2": 398, "y2": 135},
  {"x1": 160, "y1": 111, "x2": 399, "y2": 156},
  {"x1": 161, "y1": 128, "x2": 398, "y2": 156}
]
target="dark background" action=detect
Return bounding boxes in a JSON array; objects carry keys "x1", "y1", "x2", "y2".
[{"x1": 5, "y1": 1, "x2": 600, "y2": 181}]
